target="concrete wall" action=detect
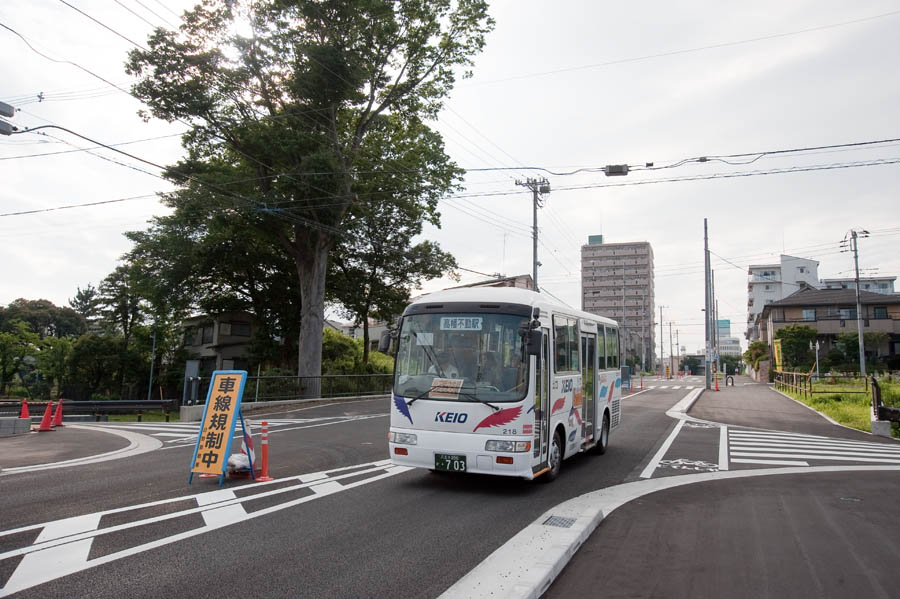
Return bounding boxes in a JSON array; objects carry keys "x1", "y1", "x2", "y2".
[{"x1": 0, "y1": 417, "x2": 31, "y2": 437}]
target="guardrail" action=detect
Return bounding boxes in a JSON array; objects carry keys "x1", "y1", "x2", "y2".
[
  {"x1": 182, "y1": 374, "x2": 393, "y2": 405},
  {"x1": 872, "y1": 378, "x2": 900, "y2": 423},
  {"x1": 0, "y1": 399, "x2": 176, "y2": 421},
  {"x1": 773, "y1": 371, "x2": 869, "y2": 399}
]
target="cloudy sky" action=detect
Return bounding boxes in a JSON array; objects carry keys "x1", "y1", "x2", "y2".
[{"x1": 3, "y1": 0, "x2": 899, "y2": 356}]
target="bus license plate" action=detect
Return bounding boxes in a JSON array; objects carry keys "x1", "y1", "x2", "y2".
[{"x1": 435, "y1": 454, "x2": 466, "y2": 472}]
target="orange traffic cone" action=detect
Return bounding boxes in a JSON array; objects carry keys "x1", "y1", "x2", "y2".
[
  {"x1": 256, "y1": 421, "x2": 274, "y2": 482},
  {"x1": 51, "y1": 399, "x2": 65, "y2": 427},
  {"x1": 38, "y1": 401, "x2": 55, "y2": 432},
  {"x1": 19, "y1": 398, "x2": 30, "y2": 419}
]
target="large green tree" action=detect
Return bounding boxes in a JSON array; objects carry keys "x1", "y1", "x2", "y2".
[
  {"x1": 126, "y1": 0, "x2": 493, "y2": 390},
  {"x1": 2, "y1": 299, "x2": 85, "y2": 338},
  {"x1": 328, "y1": 115, "x2": 459, "y2": 362}
]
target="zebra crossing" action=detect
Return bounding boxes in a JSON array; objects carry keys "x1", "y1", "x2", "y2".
[
  {"x1": 727, "y1": 428, "x2": 900, "y2": 467},
  {"x1": 86, "y1": 415, "x2": 387, "y2": 446}
]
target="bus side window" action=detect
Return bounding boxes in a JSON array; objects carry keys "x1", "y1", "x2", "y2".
[
  {"x1": 598, "y1": 326, "x2": 607, "y2": 369},
  {"x1": 554, "y1": 316, "x2": 569, "y2": 372},
  {"x1": 605, "y1": 326, "x2": 618, "y2": 368}
]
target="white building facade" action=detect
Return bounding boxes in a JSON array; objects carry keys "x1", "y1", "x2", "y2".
[{"x1": 746, "y1": 255, "x2": 819, "y2": 341}]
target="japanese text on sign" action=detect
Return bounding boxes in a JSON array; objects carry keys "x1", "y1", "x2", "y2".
[
  {"x1": 191, "y1": 371, "x2": 246, "y2": 476},
  {"x1": 439, "y1": 317, "x2": 483, "y2": 331}
]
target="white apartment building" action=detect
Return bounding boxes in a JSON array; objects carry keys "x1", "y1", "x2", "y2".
[
  {"x1": 820, "y1": 276, "x2": 896, "y2": 295},
  {"x1": 746, "y1": 255, "x2": 819, "y2": 341},
  {"x1": 581, "y1": 235, "x2": 655, "y2": 368}
]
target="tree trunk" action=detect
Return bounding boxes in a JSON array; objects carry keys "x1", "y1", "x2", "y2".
[
  {"x1": 295, "y1": 236, "x2": 330, "y2": 398},
  {"x1": 362, "y1": 313, "x2": 370, "y2": 364}
]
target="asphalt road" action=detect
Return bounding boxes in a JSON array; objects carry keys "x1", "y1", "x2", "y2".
[
  {"x1": 0, "y1": 389, "x2": 683, "y2": 598},
  {"x1": 4, "y1": 379, "x2": 898, "y2": 598}
]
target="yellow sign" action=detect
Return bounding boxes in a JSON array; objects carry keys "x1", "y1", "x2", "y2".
[
  {"x1": 773, "y1": 339, "x2": 783, "y2": 371},
  {"x1": 190, "y1": 371, "x2": 247, "y2": 481}
]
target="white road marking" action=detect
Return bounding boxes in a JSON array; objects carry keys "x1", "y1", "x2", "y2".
[
  {"x1": 672, "y1": 386, "x2": 681, "y2": 389},
  {"x1": 718, "y1": 426, "x2": 729, "y2": 471},
  {"x1": 0, "y1": 426, "x2": 162, "y2": 476},
  {"x1": 640, "y1": 419, "x2": 685, "y2": 479},
  {"x1": 729, "y1": 433, "x2": 900, "y2": 451},
  {"x1": 729, "y1": 443, "x2": 900, "y2": 459},
  {"x1": 0, "y1": 460, "x2": 412, "y2": 596},
  {"x1": 730, "y1": 452, "x2": 900, "y2": 464},
  {"x1": 731, "y1": 458, "x2": 810, "y2": 466}
]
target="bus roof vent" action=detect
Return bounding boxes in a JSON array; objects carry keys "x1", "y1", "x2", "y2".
[{"x1": 542, "y1": 515, "x2": 576, "y2": 529}]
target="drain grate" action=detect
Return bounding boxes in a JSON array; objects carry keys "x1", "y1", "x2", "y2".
[{"x1": 543, "y1": 515, "x2": 576, "y2": 528}]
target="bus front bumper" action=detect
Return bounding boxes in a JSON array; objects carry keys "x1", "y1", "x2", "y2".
[{"x1": 389, "y1": 428, "x2": 535, "y2": 479}]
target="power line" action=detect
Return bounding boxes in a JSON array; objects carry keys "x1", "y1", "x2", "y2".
[
  {"x1": 466, "y1": 8, "x2": 900, "y2": 86},
  {"x1": 0, "y1": 194, "x2": 158, "y2": 217},
  {"x1": 57, "y1": 0, "x2": 149, "y2": 51}
]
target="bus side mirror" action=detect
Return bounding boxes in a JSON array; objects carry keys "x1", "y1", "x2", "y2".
[
  {"x1": 378, "y1": 330, "x2": 393, "y2": 354},
  {"x1": 526, "y1": 329, "x2": 542, "y2": 356}
]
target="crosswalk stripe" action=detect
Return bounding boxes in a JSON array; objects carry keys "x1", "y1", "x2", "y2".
[
  {"x1": 729, "y1": 439, "x2": 900, "y2": 453},
  {"x1": 730, "y1": 445, "x2": 900, "y2": 459},
  {"x1": 729, "y1": 434, "x2": 900, "y2": 452},
  {"x1": 730, "y1": 451, "x2": 900, "y2": 464},
  {"x1": 731, "y1": 458, "x2": 809, "y2": 466}
]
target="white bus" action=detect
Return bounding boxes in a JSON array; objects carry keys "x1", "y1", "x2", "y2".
[{"x1": 385, "y1": 287, "x2": 622, "y2": 481}]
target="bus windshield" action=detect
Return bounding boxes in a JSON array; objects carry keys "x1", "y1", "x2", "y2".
[{"x1": 394, "y1": 312, "x2": 529, "y2": 403}]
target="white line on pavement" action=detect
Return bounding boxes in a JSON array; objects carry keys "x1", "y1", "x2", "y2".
[
  {"x1": 731, "y1": 458, "x2": 810, "y2": 466},
  {"x1": 719, "y1": 425, "x2": 729, "y2": 471},
  {"x1": 640, "y1": 419, "x2": 685, "y2": 479}
]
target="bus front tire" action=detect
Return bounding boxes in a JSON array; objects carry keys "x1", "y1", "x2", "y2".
[
  {"x1": 542, "y1": 431, "x2": 564, "y2": 483},
  {"x1": 594, "y1": 413, "x2": 610, "y2": 455}
]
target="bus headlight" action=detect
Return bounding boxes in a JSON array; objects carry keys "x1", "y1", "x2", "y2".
[
  {"x1": 485, "y1": 440, "x2": 531, "y2": 452},
  {"x1": 388, "y1": 432, "x2": 418, "y2": 445}
]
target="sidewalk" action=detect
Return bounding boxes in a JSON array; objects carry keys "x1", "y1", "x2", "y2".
[
  {"x1": 0, "y1": 426, "x2": 130, "y2": 470},
  {"x1": 689, "y1": 374, "x2": 895, "y2": 443}
]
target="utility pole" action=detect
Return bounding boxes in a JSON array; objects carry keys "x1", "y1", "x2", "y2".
[
  {"x1": 841, "y1": 229, "x2": 870, "y2": 376},
  {"x1": 659, "y1": 305, "x2": 665, "y2": 378},
  {"x1": 704, "y1": 218, "x2": 711, "y2": 390},
  {"x1": 641, "y1": 294, "x2": 647, "y2": 373},
  {"x1": 668, "y1": 322, "x2": 674, "y2": 379},
  {"x1": 676, "y1": 329, "x2": 680, "y2": 374},
  {"x1": 715, "y1": 298, "x2": 722, "y2": 374},
  {"x1": 515, "y1": 177, "x2": 550, "y2": 292},
  {"x1": 622, "y1": 264, "x2": 628, "y2": 366}
]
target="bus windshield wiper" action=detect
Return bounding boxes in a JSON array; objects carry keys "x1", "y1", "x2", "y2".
[
  {"x1": 402, "y1": 387, "x2": 498, "y2": 411},
  {"x1": 458, "y1": 389, "x2": 500, "y2": 412}
]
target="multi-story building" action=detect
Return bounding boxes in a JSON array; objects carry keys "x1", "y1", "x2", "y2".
[
  {"x1": 757, "y1": 287, "x2": 900, "y2": 366},
  {"x1": 820, "y1": 276, "x2": 896, "y2": 295},
  {"x1": 581, "y1": 235, "x2": 655, "y2": 369},
  {"x1": 746, "y1": 255, "x2": 819, "y2": 341},
  {"x1": 716, "y1": 319, "x2": 743, "y2": 357}
]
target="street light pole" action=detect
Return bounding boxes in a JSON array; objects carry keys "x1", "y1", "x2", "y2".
[{"x1": 704, "y1": 218, "x2": 711, "y2": 390}]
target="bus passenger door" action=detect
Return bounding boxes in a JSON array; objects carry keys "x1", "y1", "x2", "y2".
[
  {"x1": 580, "y1": 333, "x2": 596, "y2": 442},
  {"x1": 533, "y1": 328, "x2": 551, "y2": 468}
]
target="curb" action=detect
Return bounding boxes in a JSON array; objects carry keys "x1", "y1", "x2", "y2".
[{"x1": 439, "y1": 464, "x2": 900, "y2": 598}]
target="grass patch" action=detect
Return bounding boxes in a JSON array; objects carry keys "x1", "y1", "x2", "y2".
[
  {"x1": 782, "y1": 382, "x2": 900, "y2": 438},
  {"x1": 107, "y1": 411, "x2": 179, "y2": 422}
]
